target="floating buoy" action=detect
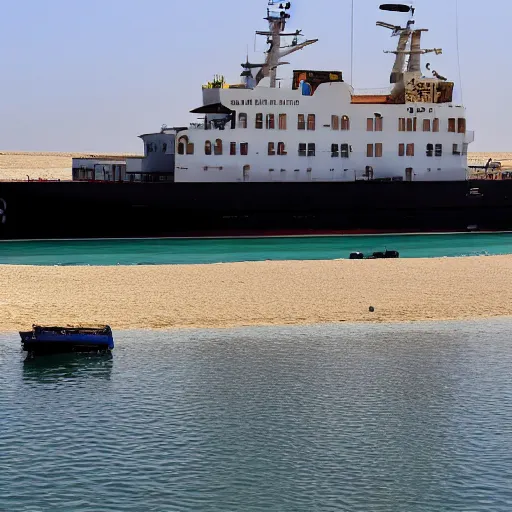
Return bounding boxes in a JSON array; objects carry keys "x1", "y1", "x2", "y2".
[{"x1": 369, "y1": 306, "x2": 375, "y2": 313}]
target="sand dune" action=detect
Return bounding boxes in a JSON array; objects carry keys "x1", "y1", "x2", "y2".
[{"x1": 1, "y1": 256, "x2": 511, "y2": 332}]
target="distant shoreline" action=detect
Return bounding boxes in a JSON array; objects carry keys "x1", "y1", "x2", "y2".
[
  {"x1": 0, "y1": 151, "x2": 141, "y2": 158},
  {"x1": 1, "y1": 256, "x2": 512, "y2": 332}
]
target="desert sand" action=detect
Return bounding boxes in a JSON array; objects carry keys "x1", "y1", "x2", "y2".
[
  {"x1": 0, "y1": 151, "x2": 510, "y2": 181},
  {"x1": 0, "y1": 152, "x2": 139, "y2": 181},
  {"x1": 1, "y1": 256, "x2": 512, "y2": 332},
  {"x1": 1, "y1": 152, "x2": 512, "y2": 332}
]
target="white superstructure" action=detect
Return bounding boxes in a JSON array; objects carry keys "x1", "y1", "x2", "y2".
[{"x1": 175, "y1": 2, "x2": 474, "y2": 183}]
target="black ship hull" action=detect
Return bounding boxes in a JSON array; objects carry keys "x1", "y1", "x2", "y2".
[{"x1": 0, "y1": 180, "x2": 511, "y2": 239}]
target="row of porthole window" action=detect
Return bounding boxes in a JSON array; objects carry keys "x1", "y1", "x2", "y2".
[
  {"x1": 297, "y1": 144, "x2": 351, "y2": 158},
  {"x1": 179, "y1": 139, "x2": 467, "y2": 158},
  {"x1": 396, "y1": 143, "x2": 466, "y2": 157},
  {"x1": 397, "y1": 117, "x2": 466, "y2": 133},
  {"x1": 205, "y1": 140, "x2": 249, "y2": 156},
  {"x1": 267, "y1": 143, "x2": 352, "y2": 157},
  {"x1": 238, "y1": 113, "x2": 321, "y2": 131},
  {"x1": 201, "y1": 141, "x2": 351, "y2": 158},
  {"x1": 234, "y1": 114, "x2": 466, "y2": 133},
  {"x1": 178, "y1": 138, "x2": 248, "y2": 156},
  {"x1": 365, "y1": 143, "x2": 466, "y2": 158}
]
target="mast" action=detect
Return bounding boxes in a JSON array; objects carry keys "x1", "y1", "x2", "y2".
[
  {"x1": 242, "y1": 1, "x2": 318, "y2": 88},
  {"x1": 377, "y1": 4, "x2": 442, "y2": 92}
]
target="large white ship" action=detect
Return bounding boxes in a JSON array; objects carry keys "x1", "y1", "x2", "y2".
[
  {"x1": 174, "y1": 1, "x2": 474, "y2": 184},
  {"x1": 1, "y1": 1, "x2": 510, "y2": 240}
]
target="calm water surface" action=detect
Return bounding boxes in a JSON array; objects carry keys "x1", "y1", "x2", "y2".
[
  {"x1": 1, "y1": 321, "x2": 512, "y2": 511},
  {"x1": 1, "y1": 233, "x2": 512, "y2": 265}
]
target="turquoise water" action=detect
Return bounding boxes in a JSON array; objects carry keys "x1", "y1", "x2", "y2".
[
  {"x1": 1, "y1": 321, "x2": 512, "y2": 511},
  {"x1": 1, "y1": 232, "x2": 512, "y2": 265}
]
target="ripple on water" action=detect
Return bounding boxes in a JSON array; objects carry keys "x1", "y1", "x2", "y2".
[{"x1": 1, "y1": 321, "x2": 512, "y2": 511}]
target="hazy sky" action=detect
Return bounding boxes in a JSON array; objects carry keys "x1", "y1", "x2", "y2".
[{"x1": 0, "y1": 0, "x2": 508, "y2": 152}]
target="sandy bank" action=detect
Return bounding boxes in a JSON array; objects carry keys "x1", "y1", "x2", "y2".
[
  {"x1": 0, "y1": 152, "x2": 140, "y2": 181},
  {"x1": 0, "y1": 256, "x2": 511, "y2": 332}
]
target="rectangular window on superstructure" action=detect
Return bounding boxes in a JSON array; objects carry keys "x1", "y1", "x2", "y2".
[
  {"x1": 341, "y1": 116, "x2": 350, "y2": 130},
  {"x1": 462, "y1": 143, "x2": 469, "y2": 155},
  {"x1": 266, "y1": 114, "x2": 275, "y2": 130},
  {"x1": 426, "y1": 143, "x2": 433, "y2": 157},
  {"x1": 453, "y1": 143, "x2": 460, "y2": 155},
  {"x1": 433, "y1": 118, "x2": 440, "y2": 132},
  {"x1": 298, "y1": 143, "x2": 307, "y2": 157},
  {"x1": 375, "y1": 117, "x2": 383, "y2": 132},
  {"x1": 375, "y1": 143, "x2": 383, "y2": 157},
  {"x1": 367, "y1": 118, "x2": 374, "y2": 132},
  {"x1": 457, "y1": 118, "x2": 466, "y2": 134},
  {"x1": 278, "y1": 142, "x2": 287, "y2": 156},
  {"x1": 279, "y1": 114, "x2": 287, "y2": 130},
  {"x1": 406, "y1": 118, "x2": 417, "y2": 132},
  {"x1": 238, "y1": 113, "x2": 248, "y2": 129},
  {"x1": 367, "y1": 144, "x2": 374, "y2": 158},
  {"x1": 435, "y1": 144, "x2": 443, "y2": 157},
  {"x1": 214, "y1": 139, "x2": 223, "y2": 156},
  {"x1": 398, "y1": 118, "x2": 406, "y2": 132},
  {"x1": 307, "y1": 114, "x2": 316, "y2": 131},
  {"x1": 406, "y1": 143, "x2": 415, "y2": 157},
  {"x1": 331, "y1": 144, "x2": 339, "y2": 157},
  {"x1": 268, "y1": 142, "x2": 276, "y2": 156},
  {"x1": 423, "y1": 119, "x2": 431, "y2": 132},
  {"x1": 448, "y1": 118, "x2": 456, "y2": 132},
  {"x1": 255, "y1": 114, "x2": 263, "y2": 129},
  {"x1": 307, "y1": 143, "x2": 316, "y2": 157},
  {"x1": 398, "y1": 143, "x2": 405, "y2": 157},
  {"x1": 230, "y1": 142, "x2": 236, "y2": 156},
  {"x1": 186, "y1": 143, "x2": 194, "y2": 155},
  {"x1": 340, "y1": 143, "x2": 350, "y2": 158},
  {"x1": 298, "y1": 114, "x2": 306, "y2": 130},
  {"x1": 331, "y1": 115, "x2": 339, "y2": 130},
  {"x1": 240, "y1": 142, "x2": 248, "y2": 155}
]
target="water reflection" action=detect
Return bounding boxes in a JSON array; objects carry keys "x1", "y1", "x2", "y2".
[
  {"x1": 22, "y1": 351, "x2": 113, "y2": 383},
  {"x1": 1, "y1": 322, "x2": 512, "y2": 511}
]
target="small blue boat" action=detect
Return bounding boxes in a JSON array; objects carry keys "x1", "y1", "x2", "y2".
[{"x1": 20, "y1": 325, "x2": 114, "y2": 355}]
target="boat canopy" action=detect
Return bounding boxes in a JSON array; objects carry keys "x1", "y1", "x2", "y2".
[{"x1": 190, "y1": 103, "x2": 232, "y2": 114}]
